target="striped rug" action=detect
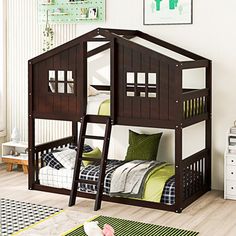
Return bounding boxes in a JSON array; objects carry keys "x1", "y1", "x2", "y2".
[{"x1": 64, "y1": 215, "x2": 199, "y2": 236}]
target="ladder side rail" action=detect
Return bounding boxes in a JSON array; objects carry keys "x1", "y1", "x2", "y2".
[
  {"x1": 94, "y1": 118, "x2": 112, "y2": 211},
  {"x1": 69, "y1": 116, "x2": 87, "y2": 206}
]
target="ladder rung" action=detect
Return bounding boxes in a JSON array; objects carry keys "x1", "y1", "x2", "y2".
[
  {"x1": 83, "y1": 135, "x2": 105, "y2": 140},
  {"x1": 78, "y1": 157, "x2": 101, "y2": 162},
  {"x1": 76, "y1": 179, "x2": 98, "y2": 185},
  {"x1": 86, "y1": 115, "x2": 110, "y2": 124}
]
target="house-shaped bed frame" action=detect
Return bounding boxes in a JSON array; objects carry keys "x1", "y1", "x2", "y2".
[{"x1": 28, "y1": 28, "x2": 212, "y2": 213}]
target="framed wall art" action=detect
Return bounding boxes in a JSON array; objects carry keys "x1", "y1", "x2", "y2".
[{"x1": 143, "y1": 0, "x2": 192, "y2": 25}]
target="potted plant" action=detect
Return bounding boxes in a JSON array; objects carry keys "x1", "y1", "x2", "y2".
[{"x1": 43, "y1": 10, "x2": 54, "y2": 51}]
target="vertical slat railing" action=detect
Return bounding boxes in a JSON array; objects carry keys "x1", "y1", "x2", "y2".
[
  {"x1": 34, "y1": 136, "x2": 74, "y2": 185},
  {"x1": 182, "y1": 150, "x2": 207, "y2": 200},
  {"x1": 182, "y1": 89, "x2": 209, "y2": 119}
]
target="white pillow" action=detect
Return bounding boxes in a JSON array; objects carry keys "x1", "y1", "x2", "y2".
[
  {"x1": 88, "y1": 85, "x2": 99, "y2": 96},
  {"x1": 53, "y1": 149, "x2": 77, "y2": 169}
]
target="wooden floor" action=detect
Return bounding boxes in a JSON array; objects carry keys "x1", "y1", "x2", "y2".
[{"x1": 1, "y1": 164, "x2": 236, "y2": 236}]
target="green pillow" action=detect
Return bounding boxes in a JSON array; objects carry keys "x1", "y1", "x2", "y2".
[
  {"x1": 125, "y1": 130, "x2": 162, "y2": 161},
  {"x1": 82, "y1": 147, "x2": 102, "y2": 167}
]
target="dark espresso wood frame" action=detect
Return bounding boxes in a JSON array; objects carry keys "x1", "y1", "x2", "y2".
[{"x1": 28, "y1": 28, "x2": 212, "y2": 213}]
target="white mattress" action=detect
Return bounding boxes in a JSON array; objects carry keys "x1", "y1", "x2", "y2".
[
  {"x1": 87, "y1": 93, "x2": 109, "y2": 115},
  {"x1": 39, "y1": 166, "x2": 74, "y2": 190}
]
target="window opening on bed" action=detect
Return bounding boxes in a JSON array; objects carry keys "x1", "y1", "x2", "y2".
[
  {"x1": 87, "y1": 41, "x2": 111, "y2": 116},
  {"x1": 48, "y1": 70, "x2": 74, "y2": 94},
  {"x1": 126, "y1": 72, "x2": 157, "y2": 98}
]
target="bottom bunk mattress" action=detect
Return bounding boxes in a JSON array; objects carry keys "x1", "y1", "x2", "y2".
[{"x1": 39, "y1": 160, "x2": 175, "y2": 205}]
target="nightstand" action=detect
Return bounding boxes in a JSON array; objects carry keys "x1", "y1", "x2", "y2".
[{"x1": 1, "y1": 141, "x2": 28, "y2": 174}]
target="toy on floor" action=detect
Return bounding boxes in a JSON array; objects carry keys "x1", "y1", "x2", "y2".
[
  {"x1": 84, "y1": 221, "x2": 103, "y2": 236},
  {"x1": 84, "y1": 221, "x2": 115, "y2": 236},
  {"x1": 103, "y1": 224, "x2": 115, "y2": 236}
]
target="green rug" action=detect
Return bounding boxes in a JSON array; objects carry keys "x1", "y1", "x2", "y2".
[{"x1": 64, "y1": 215, "x2": 199, "y2": 236}]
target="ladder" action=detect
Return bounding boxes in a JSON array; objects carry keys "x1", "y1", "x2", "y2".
[{"x1": 69, "y1": 114, "x2": 112, "y2": 211}]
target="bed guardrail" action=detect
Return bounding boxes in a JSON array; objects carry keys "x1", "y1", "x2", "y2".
[
  {"x1": 33, "y1": 136, "x2": 74, "y2": 183},
  {"x1": 182, "y1": 148, "x2": 209, "y2": 206},
  {"x1": 35, "y1": 136, "x2": 74, "y2": 152},
  {"x1": 182, "y1": 88, "x2": 209, "y2": 120}
]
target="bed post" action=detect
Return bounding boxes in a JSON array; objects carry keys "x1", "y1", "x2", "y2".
[
  {"x1": 28, "y1": 60, "x2": 35, "y2": 190},
  {"x1": 111, "y1": 38, "x2": 116, "y2": 124},
  {"x1": 205, "y1": 60, "x2": 212, "y2": 191},
  {"x1": 82, "y1": 40, "x2": 88, "y2": 116},
  {"x1": 175, "y1": 126, "x2": 183, "y2": 213},
  {"x1": 174, "y1": 63, "x2": 183, "y2": 213},
  {"x1": 72, "y1": 121, "x2": 78, "y2": 145}
]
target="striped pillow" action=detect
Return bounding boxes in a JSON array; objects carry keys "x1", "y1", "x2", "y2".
[
  {"x1": 42, "y1": 145, "x2": 93, "y2": 170},
  {"x1": 53, "y1": 149, "x2": 77, "y2": 169}
]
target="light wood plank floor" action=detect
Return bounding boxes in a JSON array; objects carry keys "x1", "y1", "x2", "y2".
[{"x1": 1, "y1": 164, "x2": 236, "y2": 236}]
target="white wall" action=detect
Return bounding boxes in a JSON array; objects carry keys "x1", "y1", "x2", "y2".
[
  {"x1": 7, "y1": 0, "x2": 236, "y2": 190},
  {"x1": 0, "y1": 0, "x2": 6, "y2": 137}
]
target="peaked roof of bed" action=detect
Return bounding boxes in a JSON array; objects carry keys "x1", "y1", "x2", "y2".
[{"x1": 29, "y1": 28, "x2": 207, "y2": 65}]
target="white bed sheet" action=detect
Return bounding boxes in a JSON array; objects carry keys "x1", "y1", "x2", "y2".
[
  {"x1": 87, "y1": 93, "x2": 109, "y2": 115},
  {"x1": 39, "y1": 166, "x2": 74, "y2": 190}
]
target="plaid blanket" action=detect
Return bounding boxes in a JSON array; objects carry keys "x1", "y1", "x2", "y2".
[
  {"x1": 160, "y1": 169, "x2": 203, "y2": 205},
  {"x1": 161, "y1": 176, "x2": 175, "y2": 205},
  {"x1": 79, "y1": 160, "x2": 124, "y2": 194},
  {"x1": 78, "y1": 160, "x2": 176, "y2": 205}
]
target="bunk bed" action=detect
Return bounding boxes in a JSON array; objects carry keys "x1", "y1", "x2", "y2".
[{"x1": 28, "y1": 28, "x2": 212, "y2": 213}]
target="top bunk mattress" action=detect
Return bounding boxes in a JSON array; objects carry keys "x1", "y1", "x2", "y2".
[{"x1": 87, "y1": 93, "x2": 110, "y2": 116}]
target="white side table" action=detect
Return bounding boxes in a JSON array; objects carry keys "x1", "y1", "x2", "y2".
[{"x1": 1, "y1": 141, "x2": 28, "y2": 174}]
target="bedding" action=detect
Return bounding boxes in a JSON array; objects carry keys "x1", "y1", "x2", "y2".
[
  {"x1": 39, "y1": 160, "x2": 123, "y2": 194},
  {"x1": 110, "y1": 160, "x2": 166, "y2": 198},
  {"x1": 42, "y1": 152, "x2": 64, "y2": 170},
  {"x1": 98, "y1": 98, "x2": 110, "y2": 116},
  {"x1": 53, "y1": 149, "x2": 77, "y2": 169},
  {"x1": 125, "y1": 130, "x2": 162, "y2": 161},
  {"x1": 39, "y1": 159, "x2": 176, "y2": 205},
  {"x1": 88, "y1": 85, "x2": 99, "y2": 96},
  {"x1": 39, "y1": 165, "x2": 74, "y2": 189},
  {"x1": 143, "y1": 164, "x2": 174, "y2": 203},
  {"x1": 69, "y1": 144, "x2": 93, "y2": 152},
  {"x1": 82, "y1": 147, "x2": 102, "y2": 167},
  {"x1": 42, "y1": 145, "x2": 94, "y2": 170},
  {"x1": 87, "y1": 93, "x2": 110, "y2": 115}
]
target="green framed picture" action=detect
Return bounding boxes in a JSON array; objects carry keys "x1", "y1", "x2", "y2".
[{"x1": 143, "y1": 0, "x2": 193, "y2": 25}]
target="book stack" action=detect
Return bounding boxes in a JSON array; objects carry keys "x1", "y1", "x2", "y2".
[
  {"x1": 229, "y1": 133, "x2": 236, "y2": 153},
  {"x1": 230, "y1": 126, "x2": 236, "y2": 134}
]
